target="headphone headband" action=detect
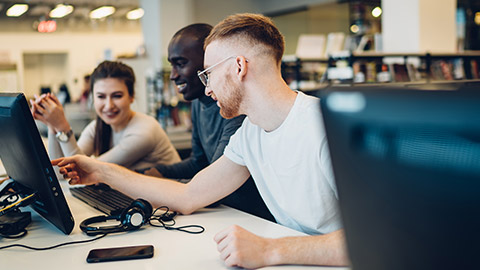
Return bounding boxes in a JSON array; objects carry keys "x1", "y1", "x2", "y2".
[{"x1": 80, "y1": 199, "x2": 152, "y2": 236}]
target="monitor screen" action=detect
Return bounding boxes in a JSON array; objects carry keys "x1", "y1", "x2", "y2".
[
  {"x1": 320, "y1": 87, "x2": 480, "y2": 270},
  {"x1": 0, "y1": 93, "x2": 74, "y2": 235}
]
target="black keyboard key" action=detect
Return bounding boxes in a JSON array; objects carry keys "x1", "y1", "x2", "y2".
[{"x1": 70, "y1": 184, "x2": 134, "y2": 216}]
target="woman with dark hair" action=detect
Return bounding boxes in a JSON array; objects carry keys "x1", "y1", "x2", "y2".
[{"x1": 30, "y1": 60, "x2": 181, "y2": 170}]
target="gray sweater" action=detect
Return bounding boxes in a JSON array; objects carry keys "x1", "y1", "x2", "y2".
[
  {"x1": 152, "y1": 95, "x2": 275, "y2": 222},
  {"x1": 153, "y1": 95, "x2": 243, "y2": 178},
  {"x1": 48, "y1": 112, "x2": 180, "y2": 170}
]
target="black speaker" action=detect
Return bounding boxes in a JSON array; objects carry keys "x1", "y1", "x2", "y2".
[{"x1": 80, "y1": 199, "x2": 153, "y2": 236}]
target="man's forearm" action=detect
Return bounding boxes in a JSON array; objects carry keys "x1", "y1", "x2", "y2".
[
  {"x1": 267, "y1": 229, "x2": 349, "y2": 266},
  {"x1": 100, "y1": 162, "x2": 193, "y2": 213},
  {"x1": 90, "y1": 156, "x2": 250, "y2": 218}
]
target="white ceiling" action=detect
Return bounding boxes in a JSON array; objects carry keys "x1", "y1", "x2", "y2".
[
  {"x1": 0, "y1": 0, "x2": 140, "y2": 19},
  {"x1": 0, "y1": 0, "x2": 142, "y2": 33}
]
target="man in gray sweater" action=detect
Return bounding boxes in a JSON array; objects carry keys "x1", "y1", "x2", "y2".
[{"x1": 140, "y1": 24, "x2": 274, "y2": 222}]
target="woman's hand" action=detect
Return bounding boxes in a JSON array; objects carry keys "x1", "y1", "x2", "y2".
[
  {"x1": 30, "y1": 93, "x2": 71, "y2": 132},
  {"x1": 30, "y1": 93, "x2": 47, "y2": 120}
]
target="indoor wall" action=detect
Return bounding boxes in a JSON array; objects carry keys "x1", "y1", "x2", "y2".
[{"x1": 23, "y1": 52, "x2": 68, "y2": 98}]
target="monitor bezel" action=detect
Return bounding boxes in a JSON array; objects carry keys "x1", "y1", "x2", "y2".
[{"x1": 0, "y1": 93, "x2": 74, "y2": 235}]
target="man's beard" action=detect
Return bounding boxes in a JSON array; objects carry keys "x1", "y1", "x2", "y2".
[{"x1": 218, "y1": 74, "x2": 244, "y2": 119}]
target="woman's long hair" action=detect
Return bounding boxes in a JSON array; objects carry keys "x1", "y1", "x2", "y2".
[{"x1": 89, "y1": 61, "x2": 135, "y2": 156}]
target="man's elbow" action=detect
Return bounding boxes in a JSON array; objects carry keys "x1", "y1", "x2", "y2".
[
  {"x1": 177, "y1": 207, "x2": 195, "y2": 215},
  {"x1": 174, "y1": 199, "x2": 197, "y2": 215}
]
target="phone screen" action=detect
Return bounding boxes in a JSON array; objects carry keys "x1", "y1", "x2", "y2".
[{"x1": 86, "y1": 245, "x2": 154, "y2": 263}]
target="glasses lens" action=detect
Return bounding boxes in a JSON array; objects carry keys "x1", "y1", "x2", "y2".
[{"x1": 197, "y1": 71, "x2": 208, "y2": 87}]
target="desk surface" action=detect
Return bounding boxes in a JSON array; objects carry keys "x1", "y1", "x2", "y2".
[{"x1": 0, "y1": 182, "x2": 349, "y2": 270}]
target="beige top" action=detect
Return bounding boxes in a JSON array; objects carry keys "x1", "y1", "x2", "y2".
[{"x1": 48, "y1": 112, "x2": 181, "y2": 170}]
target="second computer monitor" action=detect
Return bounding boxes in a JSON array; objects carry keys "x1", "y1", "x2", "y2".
[{"x1": 321, "y1": 87, "x2": 480, "y2": 270}]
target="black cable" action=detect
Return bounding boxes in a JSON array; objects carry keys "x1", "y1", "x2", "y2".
[
  {"x1": 149, "y1": 219, "x2": 205, "y2": 234},
  {"x1": 148, "y1": 206, "x2": 205, "y2": 234},
  {"x1": 0, "y1": 205, "x2": 205, "y2": 251},
  {"x1": 0, "y1": 233, "x2": 107, "y2": 251}
]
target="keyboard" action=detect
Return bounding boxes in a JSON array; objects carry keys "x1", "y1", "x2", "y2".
[{"x1": 70, "y1": 184, "x2": 134, "y2": 216}]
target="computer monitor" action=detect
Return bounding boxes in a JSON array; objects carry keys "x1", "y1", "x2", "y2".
[
  {"x1": 320, "y1": 87, "x2": 480, "y2": 270},
  {"x1": 0, "y1": 93, "x2": 74, "y2": 234}
]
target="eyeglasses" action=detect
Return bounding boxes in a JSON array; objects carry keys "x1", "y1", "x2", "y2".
[{"x1": 197, "y1": 55, "x2": 236, "y2": 87}]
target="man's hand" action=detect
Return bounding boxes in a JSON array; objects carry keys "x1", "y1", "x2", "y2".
[
  {"x1": 214, "y1": 225, "x2": 274, "y2": 269},
  {"x1": 52, "y1": 155, "x2": 104, "y2": 186},
  {"x1": 215, "y1": 225, "x2": 349, "y2": 268}
]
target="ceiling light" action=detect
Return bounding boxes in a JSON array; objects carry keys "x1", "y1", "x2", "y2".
[
  {"x1": 371, "y1": 7, "x2": 382, "y2": 18},
  {"x1": 89, "y1": 6, "x2": 115, "y2": 19},
  {"x1": 475, "y1": 12, "x2": 480, "y2": 25},
  {"x1": 6, "y1": 4, "x2": 29, "y2": 17},
  {"x1": 50, "y1": 4, "x2": 74, "y2": 18},
  {"x1": 126, "y1": 8, "x2": 144, "y2": 20},
  {"x1": 350, "y1": 24, "x2": 359, "y2": 34}
]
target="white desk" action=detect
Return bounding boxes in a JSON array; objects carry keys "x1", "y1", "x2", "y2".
[{"x1": 0, "y1": 182, "x2": 349, "y2": 270}]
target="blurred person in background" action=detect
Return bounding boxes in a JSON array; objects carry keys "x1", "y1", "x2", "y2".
[{"x1": 30, "y1": 60, "x2": 180, "y2": 171}]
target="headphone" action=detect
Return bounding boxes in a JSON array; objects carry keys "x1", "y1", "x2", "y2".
[{"x1": 80, "y1": 199, "x2": 153, "y2": 236}]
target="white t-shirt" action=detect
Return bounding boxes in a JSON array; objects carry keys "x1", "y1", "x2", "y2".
[
  {"x1": 224, "y1": 91, "x2": 341, "y2": 235},
  {"x1": 48, "y1": 112, "x2": 181, "y2": 170}
]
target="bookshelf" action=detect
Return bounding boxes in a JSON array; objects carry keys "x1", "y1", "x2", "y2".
[
  {"x1": 282, "y1": 51, "x2": 480, "y2": 90},
  {"x1": 281, "y1": 56, "x2": 329, "y2": 91},
  {"x1": 146, "y1": 70, "x2": 191, "y2": 130},
  {"x1": 146, "y1": 70, "x2": 192, "y2": 157}
]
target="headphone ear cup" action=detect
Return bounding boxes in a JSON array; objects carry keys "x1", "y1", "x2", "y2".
[
  {"x1": 120, "y1": 199, "x2": 153, "y2": 230},
  {"x1": 132, "y1": 198, "x2": 153, "y2": 219}
]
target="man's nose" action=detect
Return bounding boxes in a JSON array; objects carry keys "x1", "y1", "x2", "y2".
[
  {"x1": 170, "y1": 68, "x2": 179, "y2": 81},
  {"x1": 205, "y1": 86, "x2": 212, "y2": 96}
]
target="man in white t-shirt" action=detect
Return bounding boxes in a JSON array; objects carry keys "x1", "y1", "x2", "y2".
[
  {"x1": 223, "y1": 91, "x2": 340, "y2": 235},
  {"x1": 54, "y1": 13, "x2": 348, "y2": 268}
]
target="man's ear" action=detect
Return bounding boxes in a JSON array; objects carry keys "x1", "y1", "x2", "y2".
[{"x1": 235, "y1": 56, "x2": 248, "y2": 81}]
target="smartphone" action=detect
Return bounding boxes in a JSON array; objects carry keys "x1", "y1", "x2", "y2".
[{"x1": 86, "y1": 245, "x2": 154, "y2": 263}]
